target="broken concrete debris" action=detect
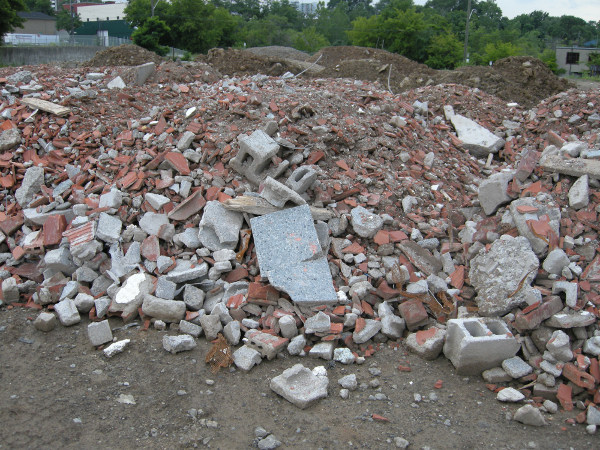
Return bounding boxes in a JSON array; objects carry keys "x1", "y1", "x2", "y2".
[
  {"x1": 250, "y1": 204, "x2": 337, "y2": 305},
  {"x1": 1, "y1": 60, "x2": 600, "y2": 435}
]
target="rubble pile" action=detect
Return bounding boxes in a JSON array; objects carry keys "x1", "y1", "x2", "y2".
[{"x1": 0, "y1": 55, "x2": 600, "y2": 433}]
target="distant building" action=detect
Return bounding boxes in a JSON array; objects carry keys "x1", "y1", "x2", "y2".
[
  {"x1": 290, "y1": 1, "x2": 319, "y2": 15},
  {"x1": 556, "y1": 46, "x2": 600, "y2": 75},
  {"x1": 14, "y1": 11, "x2": 57, "y2": 35},
  {"x1": 63, "y1": 3, "x2": 127, "y2": 21}
]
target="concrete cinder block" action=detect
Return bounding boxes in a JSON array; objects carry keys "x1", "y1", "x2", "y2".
[
  {"x1": 443, "y1": 318, "x2": 520, "y2": 375},
  {"x1": 230, "y1": 130, "x2": 280, "y2": 185},
  {"x1": 250, "y1": 204, "x2": 338, "y2": 306},
  {"x1": 245, "y1": 329, "x2": 289, "y2": 360},
  {"x1": 87, "y1": 320, "x2": 113, "y2": 346},
  {"x1": 286, "y1": 165, "x2": 317, "y2": 194}
]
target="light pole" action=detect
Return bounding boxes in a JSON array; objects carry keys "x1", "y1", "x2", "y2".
[{"x1": 463, "y1": 0, "x2": 473, "y2": 63}]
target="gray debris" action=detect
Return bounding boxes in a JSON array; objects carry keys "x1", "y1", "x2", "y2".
[
  {"x1": 0, "y1": 127, "x2": 21, "y2": 152},
  {"x1": 163, "y1": 335, "x2": 197, "y2": 354},
  {"x1": 96, "y1": 212, "x2": 122, "y2": 243},
  {"x1": 87, "y1": 320, "x2": 113, "y2": 346},
  {"x1": 469, "y1": 235, "x2": 539, "y2": 316},
  {"x1": 270, "y1": 364, "x2": 328, "y2": 409},
  {"x1": 54, "y1": 298, "x2": 81, "y2": 326},
  {"x1": 478, "y1": 170, "x2": 515, "y2": 215},
  {"x1": 198, "y1": 201, "x2": 244, "y2": 251},
  {"x1": 445, "y1": 107, "x2": 505, "y2": 157},
  {"x1": 233, "y1": 345, "x2": 262, "y2": 371},
  {"x1": 513, "y1": 404, "x2": 548, "y2": 426},
  {"x1": 141, "y1": 295, "x2": 186, "y2": 322},
  {"x1": 568, "y1": 174, "x2": 589, "y2": 210},
  {"x1": 502, "y1": 356, "x2": 533, "y2": 378},
  {"x1": 251, "y1": 204, "x2": 337, "y2": 305},
  {"x1": 15, "y1": 166, "x2": 44, "y2": 207},
  {"x1": 350, "y1": 206, "x2": 383, "y2": 238},
  {"x1": 33, "y1": 311, "x2": 57, "y2": 332}
]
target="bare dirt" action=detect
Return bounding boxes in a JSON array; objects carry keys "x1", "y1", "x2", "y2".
[{"x1": 1, "y1": 307, "x2": 596, "y2": 449}]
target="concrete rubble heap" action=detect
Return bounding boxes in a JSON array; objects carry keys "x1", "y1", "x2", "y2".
[{"x1": 1, "y1": 61, "x2": 600, "y2": 430}]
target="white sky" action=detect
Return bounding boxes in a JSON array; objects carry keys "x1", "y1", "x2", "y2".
[{"x1": 413, "y1": 0, "x2": 600, "y2": 21}]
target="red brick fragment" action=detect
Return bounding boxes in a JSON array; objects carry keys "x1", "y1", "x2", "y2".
[
  {"x1": 164, "y1": 152, "x2": 191, "y2": 175},
  {"x1": 556, "y1": 383, "x2": 573, "y2": 411},
  {"x1": 562, "y1": 363, "x2": 596, "y2": 390},
  {"x1": 141, "y1": 235, "x2": 160, "y2": 261},
  {"x1": 43, "y1": 214, "x2": 67, "y2": 246}
]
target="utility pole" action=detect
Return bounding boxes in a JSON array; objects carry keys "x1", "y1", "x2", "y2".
[{"x1": 463, "y1": 0, "x2": 472, "y2": 63}]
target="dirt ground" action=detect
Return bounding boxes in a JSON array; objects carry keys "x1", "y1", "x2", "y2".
[{"x1": 1, "y1": 307, "x2": 596, "y2": 449}]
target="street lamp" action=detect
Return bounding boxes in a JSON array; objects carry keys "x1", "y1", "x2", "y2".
[{"x1": 463, "y1": 0, "x2": 476, "y2": 63}]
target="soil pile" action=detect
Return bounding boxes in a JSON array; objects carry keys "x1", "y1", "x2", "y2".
[
  {"x1": 85, "y1": 44, "x2": 164, "y2": 67},
  {"x1": 246, "y1": 45, "x2": 311, "y2": 61}
]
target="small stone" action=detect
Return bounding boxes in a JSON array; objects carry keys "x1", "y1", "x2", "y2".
[
  {"x1": 87, "y1": 320, "x2": 113, "y2": 346},
  {"x1": 502, "y1": 356, "x2": 533, "y2": 378},
  {"x1": 233, "y1": 345, "x2": 262, "y2": 371},
  {"x1": 497, "y1": 387, "x2": 525, "y2": 402},
  {"x1": 513, "y1": 404, "x2": 548, "y2": 426},
  {"x1": 338, "y1": 374, "x2": 358, "y2": 390}
]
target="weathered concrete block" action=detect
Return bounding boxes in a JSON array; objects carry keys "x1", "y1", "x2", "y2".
[
  {"x1": 509, "y1": 198, "x2": 561, "y2": 256},
  {"x1": 15, "y1": 166, "x2": 44, "y2": 207},
  {"x1": 270, "y1": 364, "x2": 328, "y2": 409},
  {"x1": 250, "y1": 204, "x2": 337, "y2": 305},
  {"x1": 233, "y1": 345, "x2": 262, "y2": 371},
  {"x1": 223, "y1": 320, "x2": 241, "y2": 345},
  {"x1": 54, "y1": 298, "x2": 81, "y2": 326},
  {"x1": 87, "y1": 320, "x2": 113, "y2": 346},
  {"x1": 447, "y1": 108, "x2": 505, "y2": 157},
  {"x1": 230, "y1": 130, "x2": 280, "y2": 185},
  {"x1": 568, "y1": 174, "x2": 589, "y2": 210},
  {"x1": 33, "y1": 311, "x2": 57, "y2": 332},
  {"x1": 404, "y1": 327, "x2": 446, "y2": 360},
  {"x1": 278, "y1": 314, "x2": 298, "y2": 338},
  {"x1": 1, "y1": 277, "x2": 19, "y2": 303},
  {"x1": 183, "y1": 284, "x2": 205, "y2": 310},
  {"x1": 469, "y1": 235, "x2": 539, "y2": 316},
  {"x1": 309, "y1": 341, "x2": 335, "y2": 360},
  {"x1": 353, "y1": 319, "x2": 382, "y2": 344},
  {"x1": 99, "y1": 188, "x2": 122, "y2": 209},
  {"x1": 443, "y1": 318, "x2": 520, "y2": 375},
  {"x1": 198, "y1": 201, "x2": 243, "y2": 251},
  {"x1": 141, "y1": 295, "x2": 186, "y2": 322},
  {"x1": 199, "y1": 314, "x2": 222, "y2": 341},
  {"x1": 133, "y1": 62, "x2": 155, "y2": 86},
  {"x1": 259, "y1": 176, "x2": 306, "y2": 208},
  {"x1": 155, "y1": 277, "x2": 177, "y2": 300},
  {"x1": 502, "y1": 356, "x2": 533, "y2": 378},
  {"x1": 478, "y1": 171, "x2": 515, "y2": 215},
  {"x1": 45, "y1": 246, "x2": 76, "y2": 275},
  {"x1": 179, "y1": 320, "x2": 203, "y2": 338},
  {"x1": 350, "y1": 206, "x2": 383, "y2": 238},
  {"x1": 246, "y1": 329, "x2": 288, "y2": 360},
  {"x1": 163, "y1": 260, "x2": 208, "y2": 283},
  {"x1": 163, "y1": 334, "x2": 197, "y2": 354}
]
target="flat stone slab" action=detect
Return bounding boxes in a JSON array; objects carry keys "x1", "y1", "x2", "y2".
[
  {"x1": 541, "y1": 155, "x2": 600, "y2": 178},
  {"x1": 250, "y1": 204, "x2": 337, "y2": 306}
]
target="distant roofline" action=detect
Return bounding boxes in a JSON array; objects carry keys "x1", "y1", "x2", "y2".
[
  {"x1": 556, "y1": 46, "x2": 600, "y2": 51},
  {"x1": 17, "y1": 11, "x2": 57, "y2": 21}
]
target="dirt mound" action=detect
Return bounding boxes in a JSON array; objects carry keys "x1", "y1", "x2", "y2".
[
  {"x1": 197, "y1": 48, "x2": 307, "y2": 77},
  {"x1": 85, "y1": 44, "x2": 164, "y2": 67},
  {"x1": 312, "y1": 46, "x2": 434, "y2": 79},
  {"x1": 246, "y1": 46, "x2": 310, "y2": 61},
  {"x1": 437, "y1": 56, "x2": 572, "y2": 108}
]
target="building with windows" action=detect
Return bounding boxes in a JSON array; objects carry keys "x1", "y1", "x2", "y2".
[
  {"x1": 290, "y1": 1, "x2": 319, "y2": 16},
  {"x1": 556, "y1": 46, "x2": 600, "y2": 76}
]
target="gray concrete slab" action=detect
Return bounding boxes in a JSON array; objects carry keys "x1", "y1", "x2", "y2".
[{"x1": 250, "y1": 204, "x2": 337, "y2": 306}]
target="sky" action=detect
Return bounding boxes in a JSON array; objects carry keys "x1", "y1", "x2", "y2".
[{"x1": 412, "y1": 0, "x2": 600, "y2": 22}]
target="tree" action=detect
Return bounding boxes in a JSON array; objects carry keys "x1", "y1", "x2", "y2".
[
  {"x1": 314, "y1": 2, "x2": 351, "y2": 45},
  {"x1": 0, "y1": 0, "x2": 27, "y2": 44},
  {"x1": 132, "y1": 16, "x2": 170, "y2": 55},
  {"x1": 293, "y1": 25, "x2": 329, "y2": 52},
  {"x1": 125, "y1": 0, "x2": 170, "y2": 28},
  {"x1": 25, "y1": 0, "x2": 54, "y2": 15},
  {"x1": 425, "y1": 31, "x2": 463, "y2": 68},
  {"x1": 56, "y1": 9, "x2": 82, "y2": 32}
]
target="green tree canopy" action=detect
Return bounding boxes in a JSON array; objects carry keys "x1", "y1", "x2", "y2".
[
  {"x1": 132, "y1": 16, "x2": 170, "y2": 55},
  {"x1": 1, "y1": 0, "x2": 27, "y2": 43},
  {"x1": 25, "y1": 0, "x2": 54, "y2": 15}
]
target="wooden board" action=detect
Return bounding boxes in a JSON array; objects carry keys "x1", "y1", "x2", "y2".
[
  {"x1": 20, "y1": 98, "x2": 71, "y2": 117},
  {"x1": 223, "y1": 196, "x2": 333, "y2": 220}
]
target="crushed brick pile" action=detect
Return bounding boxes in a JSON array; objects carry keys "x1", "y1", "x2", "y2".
[{"x1": 0, "y1": 52, "x2": 599, "y2": 432}]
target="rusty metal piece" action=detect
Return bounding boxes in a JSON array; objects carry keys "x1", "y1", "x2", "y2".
[
  {"x1": 205, "y1": 333, "x2": 233, "y2": 374},
  {"x1": 236, "y1": 228, "x2": 252, "y2": 263}
]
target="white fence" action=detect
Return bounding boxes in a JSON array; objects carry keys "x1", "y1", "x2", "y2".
[{"x1": 4, "y1": 34, "x2": 60, "y2": 45}]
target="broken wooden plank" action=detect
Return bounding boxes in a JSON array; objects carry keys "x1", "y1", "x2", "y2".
[
  {"x1": 540, "y1": 155, "x2": 600, "y2": 178},
  {"x1": 223, "y1": 195, "x2": 333, "y2": 220},
  {"x1": 20, "y1": 98, "x2": 71, "y2": 117}
]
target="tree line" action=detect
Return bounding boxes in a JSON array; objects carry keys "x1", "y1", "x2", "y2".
[{"x1": 3, "y1": 0, "x2": 600, "y2": 71}]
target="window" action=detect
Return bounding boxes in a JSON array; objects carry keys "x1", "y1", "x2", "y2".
[{"x1": 566, "y1": 52, "x2": 580, "y2": 64}]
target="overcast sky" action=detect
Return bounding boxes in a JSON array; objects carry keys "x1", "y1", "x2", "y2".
[{"x1": 413, "y1": 0, "x2": 600, "y2": 21}]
